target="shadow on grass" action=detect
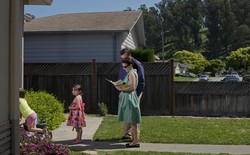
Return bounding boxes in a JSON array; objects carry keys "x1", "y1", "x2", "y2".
[{"x1": 54, "y1": 139, "x2": 128, "y2": 152}]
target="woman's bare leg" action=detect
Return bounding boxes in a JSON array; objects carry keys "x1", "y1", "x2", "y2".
[
  {"x1": 131, "y1": 123, "x2": 139, "y2": 144},
  {"x1": 27, "y1": 124, "x2": 44, "y2": 134}
]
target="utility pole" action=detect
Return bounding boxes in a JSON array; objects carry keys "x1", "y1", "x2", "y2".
[
  {"x1": 161, "y1": 30, "x2": 169, "y2": 62},
  {"x1": 161, "y1": 31, "x2": 165, "y2": 62}
]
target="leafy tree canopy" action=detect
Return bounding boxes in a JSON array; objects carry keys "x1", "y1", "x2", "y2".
[
  {"x1": 226, "y1": 46, "x2": 250, "y2": 70},
  {"x1": 173, "y1": 50, "x2": 210, "y2": 73}
]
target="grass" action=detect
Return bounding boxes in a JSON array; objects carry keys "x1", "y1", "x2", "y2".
[
  {"x1": 174, "y1": 76, "x2": 196, "y2": 81},
  {"x1": 94, "y1": 115, "x2": 250, "y2": 145}
]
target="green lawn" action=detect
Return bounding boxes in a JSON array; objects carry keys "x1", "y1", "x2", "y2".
[
  {"x1": 174, "y1": 76, "x2": 196, "y2": 81},
  {"x1": 94, "y1": 115, "x2": 250, "y2": 145}
]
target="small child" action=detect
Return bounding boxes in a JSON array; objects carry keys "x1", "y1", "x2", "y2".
[
  {"x1": 19, "y1": 88, "x2": 52, "y2": 138},
  {"x1": 67, "y1": 84, "x2": 86, "y2": 144}
]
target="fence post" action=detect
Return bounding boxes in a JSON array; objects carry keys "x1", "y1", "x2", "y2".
[
  {"x1": 92, "y1": 59, "x2": 97, "y2": 113},
  {"x1": 169, "y1": 59, "x2": 174, "y2": 115}
]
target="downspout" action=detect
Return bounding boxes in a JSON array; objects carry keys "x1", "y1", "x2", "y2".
[{"x1": 112, "y1": 32, "x2": 117, "y2": 62}]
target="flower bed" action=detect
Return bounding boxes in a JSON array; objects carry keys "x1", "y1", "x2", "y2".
[{"x1": 20, "y1": 126, "x2": 69, "y2": 155}]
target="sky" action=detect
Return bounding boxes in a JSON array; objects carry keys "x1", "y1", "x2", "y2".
[{"x1": 25, "y1": 0, "x2": 161, "y2": 18}]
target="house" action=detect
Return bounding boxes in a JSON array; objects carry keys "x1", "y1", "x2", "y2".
[
  {"x1": 174, "y1": 62, "x2": 193, "y2": 75},
  {"x1": 0, "y1": 0, "x2": 52, "y2": 154},
  {"x1": 24, "y1": 11, "x2": 145, "y2": 63}
]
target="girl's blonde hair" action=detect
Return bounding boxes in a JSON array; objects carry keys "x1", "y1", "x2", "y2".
[{"x1": 73, "y1": 84, "x2": 82, "y2": 94}]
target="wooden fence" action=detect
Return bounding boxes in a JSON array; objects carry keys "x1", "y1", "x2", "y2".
[
  {"x1": 174, "y1": 82, "x2": 250, "y2": 116},
  {"x1": 24, "y1": 61, "x2": 250, "y2": 117},
  {"x1": 24, "y1": 60, "x2": 173, "y2": 115}
]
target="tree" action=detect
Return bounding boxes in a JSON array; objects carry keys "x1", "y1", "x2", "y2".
[
  {"x1": 139, "y1": 5, "x2": 162, "y2": 53},
  {"x1": 183, "y1": 0, "x2": 203, "y2": 50},
  {"x1": 204, "y1": 0, "x2": 224, "y2": 59},
  {"x1": 230, "y1": 0, "x2": 250, "y2": 28},
  {"x1": 220, "y1": 0, "x2": 237, "y2": 53},
  {"x1": 226, "y1": 46, "x2": 250, "y2": 71},
  {"x1": 232, "y1": 25, "x2": 250, "y2": 50},
  {"x1": 173, "y1": 50, "x2": 209, "y2": 73},
  {"x1": 205, "y1": 59, "x2": 226, "y2": 76}
]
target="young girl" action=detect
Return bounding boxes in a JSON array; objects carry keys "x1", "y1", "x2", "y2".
[
  {"x1": 67, "y1": 84, "x2": 86, "y2": 144},
  {"x1": 19, "y1": 88, "x2": 52, "y2": 138}
]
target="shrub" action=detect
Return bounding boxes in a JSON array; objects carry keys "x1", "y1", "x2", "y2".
[
  {"x1": 98, "y1": 102, "x2": 108, "y2": 116},
  {"x1": 25, "y1": 91, "x2": 65, "y2": 130},
  {"x1": 20, "y1": 126, "x2": 69, "y2": 155},
  {"x1": 130, "y1": 48, "x2": 155, "y2": 62}
]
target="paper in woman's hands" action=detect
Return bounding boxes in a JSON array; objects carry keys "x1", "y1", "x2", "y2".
[{"x1": 105, "y1": 78, "x2": 129, "y2": 89}]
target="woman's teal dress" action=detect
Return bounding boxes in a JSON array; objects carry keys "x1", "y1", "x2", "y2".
[{"x1": 117, "y1": 69, "x2": 141, "y2": 123}]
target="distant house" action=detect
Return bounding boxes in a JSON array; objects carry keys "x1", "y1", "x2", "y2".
[
  {"x1": 174, "y1": 62, "x2": 193, "y2": 75},
  {"x1": 24, "y1": 11, "x2": 145, "y2": 63}
]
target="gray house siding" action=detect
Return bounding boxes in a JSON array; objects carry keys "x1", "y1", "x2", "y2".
[
  {"x1": 24, "y1": 32, "x2": 116, "y2": 62},
  {"x1": 121, "y1": 29, "x2": 138, "y2": 49}
]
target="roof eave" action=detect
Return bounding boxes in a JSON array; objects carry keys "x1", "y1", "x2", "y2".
[
  {"x1": 129, "y1": 11, "x2": 146, "y2": 47},
  {"x1": 24, "y1": 30, "x2": 129, "y2": 34},
  {"x1": 24, "y1": 0, "x2": 53, "y2": 5}
]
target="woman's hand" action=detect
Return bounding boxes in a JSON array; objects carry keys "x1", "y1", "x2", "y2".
[{"x1": 115, "y1": 85, "x2": 122, "y2": 91}]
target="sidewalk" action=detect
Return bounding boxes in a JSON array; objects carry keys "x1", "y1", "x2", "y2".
[{"x1": 52, "y1": 115, "x2": 250, "y2": 155}]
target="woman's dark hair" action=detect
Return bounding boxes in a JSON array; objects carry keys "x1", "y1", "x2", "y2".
[
  {"x1": 19, "y1": 88, "x2": 25, "y2": 98},
  {"x1": 120, "y1": 48, "x2": 131, "y2": 56},
  {"x1": 73, "y1": 84, "x2": 82, "y2": 94},
  {"x1": 121, "y1": 57, "x2": 134, "y2": 66}
]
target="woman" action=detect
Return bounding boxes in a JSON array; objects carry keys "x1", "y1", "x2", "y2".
[{"x1": 115, "y1": 58, "x2": 141, "y2": 148}]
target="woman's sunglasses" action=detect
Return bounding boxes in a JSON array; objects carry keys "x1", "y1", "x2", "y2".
[{"x1": 122, "y1": 65, "x2": 129, "y2": 68}]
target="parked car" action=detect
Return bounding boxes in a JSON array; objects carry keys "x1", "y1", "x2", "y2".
[
  {"x1": 199, "y1": 75, "x2": 209, "y2": 81},
  {"x1": 231, "y1": 72, "x2": 240, "y2": 78},
  {"x1": 182, "y1": 72, "x2": 196, "y2": 78},
  {"x1": 242, "y1": 75, "x2": 250, "y2": 82},
  {"x1": 221, "y1": 75, "x2": 240, "y2": 82}
]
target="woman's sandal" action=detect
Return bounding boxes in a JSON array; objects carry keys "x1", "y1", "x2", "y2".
[{"x1": 126, "y1": 143, "x2": 140, "y2": 148}]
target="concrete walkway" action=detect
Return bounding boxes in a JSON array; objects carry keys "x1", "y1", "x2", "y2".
[{"x1": 52, "y1": 115, "x2": 250, "y2": 155}]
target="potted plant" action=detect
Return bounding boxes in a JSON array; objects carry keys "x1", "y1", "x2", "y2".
[{"x1": 36, "y1": 115, "x2": 47, "y2": 129}]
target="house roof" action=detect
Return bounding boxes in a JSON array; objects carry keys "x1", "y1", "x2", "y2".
[
  {"x1": 173, "y1": 62, "x2": 192, "y2": 69},
  {"x1": 24, "y1": 11, "x2": 143, "y2": 32}
]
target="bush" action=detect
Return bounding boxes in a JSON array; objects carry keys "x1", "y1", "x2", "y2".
[
  {"x1": 26, "y1": 91, "x2": 65, "y2": 130},
  {"x1": 130, "y1": 48, "x2": 155, "y2": 62},
  {"x1": 98, "y1": 102, "x2": 108, "y2": 116},
  {"x1": 20, "y1": 126, "x2": 69, "y2": 155}
]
